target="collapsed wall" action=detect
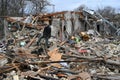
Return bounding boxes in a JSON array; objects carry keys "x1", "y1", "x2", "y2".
[
  {"x1": 0, "y1": 11, "x2": 120, "y2": 80},
  {"x1": 4, "y1": 10, "x2": 119, "y2": 41}
]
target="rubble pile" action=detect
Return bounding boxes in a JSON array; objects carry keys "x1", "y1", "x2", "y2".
[
  {"x1": 0, "y1": 30, "x2": 120, "y2": 80},
  {"x1": 0, "y1": 11, "x2": 120, "y2": 80}
]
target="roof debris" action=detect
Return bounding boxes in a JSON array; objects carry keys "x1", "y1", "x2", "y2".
[{"x1": 0, "y1": 11, "x2": 120, "y2": 80}]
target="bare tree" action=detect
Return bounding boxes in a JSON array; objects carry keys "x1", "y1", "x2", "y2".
[
  {"x1": 25, "y1": 0, "x2": 50, "y2": 14},
  {"x1": 0, "y1": 0, "x2": 8, "y2": 16},
  {"x1": 74, "y1": 4, "x2": 87, "y2": 11},
  {"x1": 96, "y1": 6, "x2": 116, "y2": 20},
  {"x1": 0, "y1": 0, "x2": 50, "y2": 16},
  {"x1": 0, "y1": 0, "x2": 50, "y2": 39},
  {"x1": 0, "y1": 0, "x2": 25, "y2": 16}
]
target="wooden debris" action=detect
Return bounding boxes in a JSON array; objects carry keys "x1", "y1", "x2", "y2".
[
  {"x1": 0, "y1": 55, "x2": 8, "y2": 67},
  {"x1": 68, "y1": 72, "x2": 91, "y2": 80},
  {"x1": 48, "y1": 48, "x2": 62, "y2": 68},
  {"x1": 0, "y1": 11, "x2": 120, "y2": 80}
]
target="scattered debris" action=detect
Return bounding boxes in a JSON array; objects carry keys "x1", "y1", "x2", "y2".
[{"x1": 0, "y1": 11, "x2": 120, "y2": 80}]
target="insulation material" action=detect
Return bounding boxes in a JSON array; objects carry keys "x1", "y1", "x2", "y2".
[
  {"x1": 51, "y1": 19, "x2": 61, "y2": 37},
  {"x1": 64, "y1": 12, "x2": 73, "y2": 36}
]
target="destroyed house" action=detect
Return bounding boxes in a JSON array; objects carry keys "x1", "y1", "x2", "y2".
[
  {"x1": 0, "y1": 11, "x2": 120, "y2": 80},
  {"x1": 4, "y1": 11, "x2": 117, "y2": 41}
]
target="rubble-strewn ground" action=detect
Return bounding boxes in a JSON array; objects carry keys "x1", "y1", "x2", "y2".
[
  {"x1": 0, "y1": 11, "x2": 120, "y2": 80},
  {"x1": 0, "y1": 26, "x2": 120, "y2": 80}
]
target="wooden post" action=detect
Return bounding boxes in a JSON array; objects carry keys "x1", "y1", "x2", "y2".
[{"x1": 4, "y1": 19, "x2": 9, "y2": 41}]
